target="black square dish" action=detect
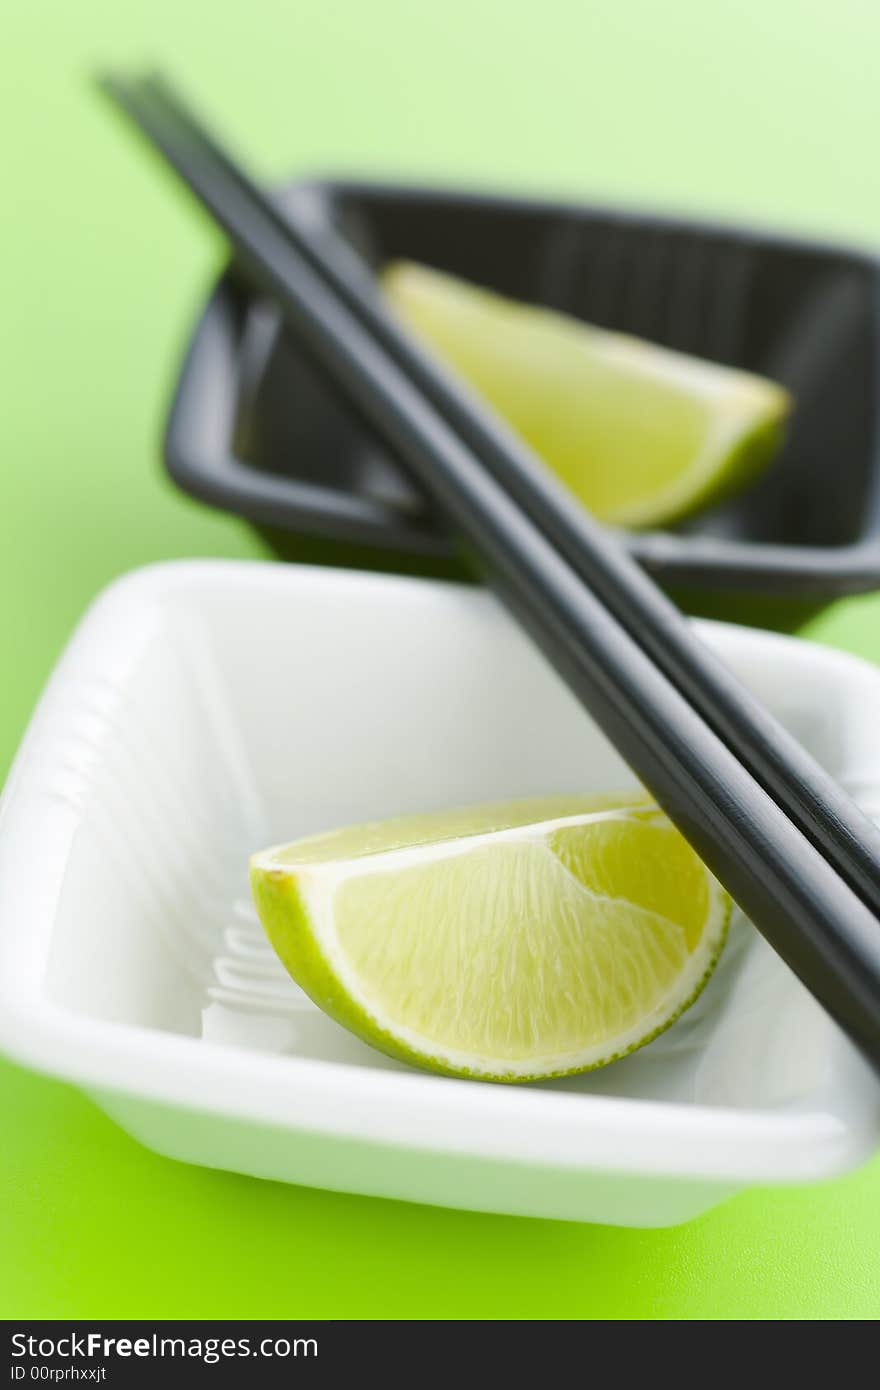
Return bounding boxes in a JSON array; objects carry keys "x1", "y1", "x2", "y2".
[{"x1": 164, "y1": 179, "x2": 880, "y2": 628}]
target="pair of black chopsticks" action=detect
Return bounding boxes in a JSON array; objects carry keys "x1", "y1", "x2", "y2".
[{"x1": 99, "y1": 71, "x2": 880, "y2": 1071}]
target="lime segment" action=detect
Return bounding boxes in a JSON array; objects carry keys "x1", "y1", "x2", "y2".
[
  {"x1": 382, "y1": 261, "x2": 790, "y2": 528},
  {"x1": 250, "y1": 796, "x2": 730, "y2": 1082}
]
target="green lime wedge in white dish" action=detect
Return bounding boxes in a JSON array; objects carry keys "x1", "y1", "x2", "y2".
[
  {"x1": 250, "y1": 795, "x2": 731, "y2": 1083},
  {"x1": 382, "y1": 260, "x2": 791, "y2": 529}
]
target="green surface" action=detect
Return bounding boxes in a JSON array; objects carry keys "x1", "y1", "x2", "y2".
[{"x1": 2, "y1": 0, "x2": 880, "y2": 1320}]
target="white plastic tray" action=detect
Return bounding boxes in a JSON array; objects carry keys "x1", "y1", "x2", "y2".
[{"x1": 0, "y1": 560, "x2": 878, "y2": 1227}]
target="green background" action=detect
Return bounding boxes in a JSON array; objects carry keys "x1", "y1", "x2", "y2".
[{"x1": 3, "y1": 0, "x2": 880, "y2": 1320}]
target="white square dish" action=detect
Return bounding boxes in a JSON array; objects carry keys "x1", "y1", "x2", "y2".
[{"x1": 0, "y1": 560, "x2": 878, "y2": 1227}]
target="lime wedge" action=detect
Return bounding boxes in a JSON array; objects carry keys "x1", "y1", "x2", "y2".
[
  {"x1": 382, "y1": 261, "x2": 790, "y2": 528},
  {"x1": 250, "y1": 795, "x2": 730, "y2": 1082}
]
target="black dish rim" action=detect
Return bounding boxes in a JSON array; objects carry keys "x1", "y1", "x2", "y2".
[{"x1": 164, "y1": 177, "x2": 880, "y2": 600}]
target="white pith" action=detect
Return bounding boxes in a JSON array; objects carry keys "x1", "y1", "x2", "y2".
[{"x1": 254, "y1": 809, "x2": 730, "y2": 1078}]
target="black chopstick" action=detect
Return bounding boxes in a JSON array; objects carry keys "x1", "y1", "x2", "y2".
[
  {"x1": 98, "y1": 71, "x2": 880, "y2": 1070},
  {"x1": 139, "y1": 72, "x2": 880, "y2": 927}
]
